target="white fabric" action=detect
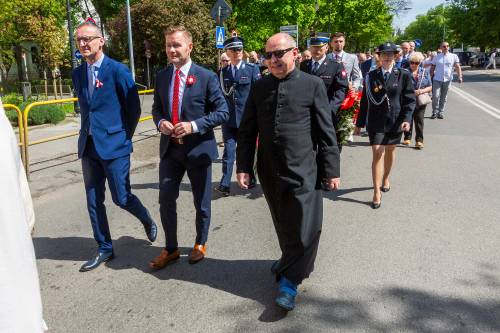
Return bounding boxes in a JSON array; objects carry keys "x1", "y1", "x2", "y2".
[
  {"x1": 0, "y1": 99, "x2": 46, "y2": 332},
  {"x1": 431, "y1": 52, "x2": 460, "y2": 82}
]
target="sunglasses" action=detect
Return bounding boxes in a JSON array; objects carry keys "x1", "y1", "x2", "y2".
[
  {"x1": 263, "y1": 47, "x2": 294, "y2": 60},
  {"x1": 222, "y1": 60, "x2": 229, "y2": 62},
  {"x1": 76, "y1": 36, "x2": 101, "y2": 44},
  {"x1": 410, "y1": 61, "x2": 420, "y2": 65}
]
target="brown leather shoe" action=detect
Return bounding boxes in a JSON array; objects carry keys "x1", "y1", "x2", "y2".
[
  {"x1": 149, "y1": 249, "x2": 180, "y2": 269},
  {"x1": 188, "y1": 244, "x2": 206, "y2": 264}
]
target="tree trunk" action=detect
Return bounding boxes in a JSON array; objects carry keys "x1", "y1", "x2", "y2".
[
  {"x1": 52, "y1": 69, "x2": 58, "y2": 99},
  {"x1": 59, "y1": 76, "x2": 63, "y2": 98},
  {"x1": 44, "y1": 70, "x2": 48, "y2": 97}
]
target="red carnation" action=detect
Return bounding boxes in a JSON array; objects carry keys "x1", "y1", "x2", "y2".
[{"x1": 186, "y1": 75, "x2": 196, "y2": 86}]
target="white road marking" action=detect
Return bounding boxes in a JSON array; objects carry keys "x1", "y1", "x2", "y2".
[{"x1": 450, "y1": 85, "x2": 500, "y2": 120}]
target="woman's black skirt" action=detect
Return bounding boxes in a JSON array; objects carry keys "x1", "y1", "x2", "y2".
[{"x1": 368, "y1": 132, "x2": 402, "y2": 145}]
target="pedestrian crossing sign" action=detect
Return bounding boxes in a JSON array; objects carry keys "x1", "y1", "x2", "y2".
[{"x1": 216, "y1": 26, "x2": 225, "y2": 49}]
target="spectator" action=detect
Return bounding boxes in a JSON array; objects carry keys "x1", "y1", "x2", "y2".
[
  {"x1": 357, "y1": 52, "x2": 367, "y2": 64},
  {"x1": 409, "y1": 41, "x2": 416, "y2": 53},
  {"x1": 248, "y1": 50, "x2": 260, "y2": 64},
  {"x1": 403, "y1": 52, "x2": 432, "y2": 149},
  {"x1": 301, "y1": 50, "x2": 312, "y2": 61},
  {"x1": 422, "y1": 51, "x2": 436, "y2": 68},
  {"x1": 485, "y1": 49, "x2": 497, "y2": 70},
  {"x1": 430, "y1": 41, "x2": 463, "y2": 119},
  {"x1": 220, "y1": 52, "x2": 230, "y2": 68}
]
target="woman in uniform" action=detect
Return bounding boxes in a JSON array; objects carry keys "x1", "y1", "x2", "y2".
[{"x1": 355, "y1": 42, "x2": 416, "y2": 209}]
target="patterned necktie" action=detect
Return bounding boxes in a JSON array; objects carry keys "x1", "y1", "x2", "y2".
[
  {"x1": 384, "y1": 71, "x2": 390, "y2": 82},
  {"x1": 89, "y1": 65, "x2": 95, "y2": 98},
  {"x1": 171, "y1": 69, "x2": 181, "y2": 125},
  {"x1": 312, "y1": 61, "x2": 319, "y2": 74}
]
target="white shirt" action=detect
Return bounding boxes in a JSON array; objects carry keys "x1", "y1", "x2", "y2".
[
  {"x1": 382, "y1": 67, "x2": 393, "y2": 80},
  {"x1": 312, "y1": 55, "x2": 327, "y2": 69},
  {"x1": 159, "y1": 59, "x2": 198, "y2": 133},
  {"x1": 431, "y1": 52, "x2": 460, "y2": 82},
  {"x1": 87, "y1": 53, "x2": 105, "y2": 98}
]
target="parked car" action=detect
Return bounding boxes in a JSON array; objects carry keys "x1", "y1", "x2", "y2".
[{"x1": 469, "y1": 53, "x2": 487, "y2": 67}]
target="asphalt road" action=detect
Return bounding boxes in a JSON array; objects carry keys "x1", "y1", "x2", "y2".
[{"x1": 31, "y1": 69, "x2": 500, "y2": 332}]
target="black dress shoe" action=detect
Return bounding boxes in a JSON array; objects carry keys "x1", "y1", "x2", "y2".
[
  {"x1": 248, "y1": 177, "x2": 257, "y2": 189},
  {"x1": 380, "y1": 186, "x2": 391, "y2": 193},
  {"x1": 371, "y1": 201, "x2": 381, "y2": 209},
  {"x1": 215, "y1": 185, "x2": 230, "y2": 196},
  {"x1": 430, "y1": 114, "x2": 437, "y2": 119},
  {"x1": 79, "y1": 251, "x2": 114, "y2": 272},
  {"x1": 144, "y1": 221, "x2": 157, "y2": 242},
  {"x1": 437, "y1": 114, "x2": 444, "y2": 119}
]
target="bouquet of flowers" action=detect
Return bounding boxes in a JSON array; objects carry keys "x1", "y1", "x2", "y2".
[{"x1": 336, "y1": 90, "x2": 362, "y2": 145}]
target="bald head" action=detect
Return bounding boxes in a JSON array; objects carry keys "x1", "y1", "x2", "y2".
[
  {"x1": 265, "y1": 33, "x2": 298, "y2": 79},
  {"x1": 266, "y1": 33, "x2": 296, "y2": 50}
]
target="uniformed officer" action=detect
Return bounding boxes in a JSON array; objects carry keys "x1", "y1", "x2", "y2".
[
  {"x1": 300, "y1": 33, "x2": 348, "y2": 150},
  {"x1": 216, "y1": 35, "x2": 261, "y2": 196},
  {"x1": 355, "y1": 42, "x2": 416, "y2": 209}
]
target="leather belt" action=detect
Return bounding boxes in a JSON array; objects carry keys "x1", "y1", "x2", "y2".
[{"x1": 170, "y1": 137, "x2": 184, "y2": 145}]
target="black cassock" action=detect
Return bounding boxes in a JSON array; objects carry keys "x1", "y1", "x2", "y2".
[{"x1": 236, "y1": 68, "x2": 340, "y2": 285}]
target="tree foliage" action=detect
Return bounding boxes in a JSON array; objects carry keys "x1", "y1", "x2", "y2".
[{"x1": 107, "y1": 0, "x2": 217, "y2": 73}]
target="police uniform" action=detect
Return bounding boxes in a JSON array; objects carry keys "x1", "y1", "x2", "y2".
[
  {"x1": 356, "y1": 42, "x2": 416, "y2": 145},
  {"x1": 300, "y1": 34, "x2": 348, "y2": 128},
  {"x1": 216, "y1": 36, "x2": 261, "y2": 195}
]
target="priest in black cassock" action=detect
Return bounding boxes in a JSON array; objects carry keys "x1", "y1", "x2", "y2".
[{"x1": 236, "y1": 33, "x2": 341, "y2": 311}]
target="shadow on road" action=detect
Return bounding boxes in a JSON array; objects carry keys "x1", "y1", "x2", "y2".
[
  {"x1": 34, "y1": 235, "x2": 500, "y2": 328},
  {"x1": 324, "y1": 186, "x2": 373, "y2": 207}
]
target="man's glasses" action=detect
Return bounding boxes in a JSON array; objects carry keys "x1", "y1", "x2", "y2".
[
  {"x1": 76, "y1": 36, "x2": 101, "y2": 44},
  {"x1": 263, "y1": 47, "x2": 294, "y2": 60},
  {"x1": 222, "y1": 60, "x2": 229, "y2": 63}
]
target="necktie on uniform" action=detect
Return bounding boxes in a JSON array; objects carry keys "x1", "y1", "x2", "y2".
[
  {"x1": 312, "y1": 61, "x2": 319, "y2": 74},
  {"x1": 171, "y1": 69, "x2": 181, "y2": 125},
  {"x1": 233, "y1": 65, "x2": 239, "y2": 79},
  {"x1": 384, "y1": 71, "x2": 390, "y2": 82}
]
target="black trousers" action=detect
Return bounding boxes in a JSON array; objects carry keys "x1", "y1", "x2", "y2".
[{"x1": 405, "y1": 105, "x2": 426, "y2": 142}]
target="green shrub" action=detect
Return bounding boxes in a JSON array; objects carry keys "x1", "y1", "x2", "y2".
[
  {"x1": 45, "y1": 106, "x2": 66, "y2": 124},
  {"x1": 2, "y1": 93, "x2": 23, "y2": 106},
  {"x1": 60, "y1": 103, "x2": 74, "y2": 114},
  {"x1": 27, "y1": 105, "x2": 66, "y2": 125},
  {"x1": 5, "y1": 109, "x2": 19, "y2": 124}
]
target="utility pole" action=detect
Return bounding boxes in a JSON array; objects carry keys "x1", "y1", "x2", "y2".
[
  {"x1": 126, "y1": 0, "x2": 135, "y2": 81},
  {"x1": 66, "y1": 0, "x2": 80, "y2": 113}
]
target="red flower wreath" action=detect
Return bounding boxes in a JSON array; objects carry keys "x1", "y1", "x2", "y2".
[{"x1": 186, "y1": 75, "x2": 196, "y2": 86}]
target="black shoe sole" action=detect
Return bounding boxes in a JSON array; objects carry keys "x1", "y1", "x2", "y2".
[{"x1": 214, "y1": 187, "x2": 230, "y2": 197}]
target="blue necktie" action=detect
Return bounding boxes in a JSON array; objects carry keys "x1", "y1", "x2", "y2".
[
  {"x1": 384, "y1": 72, "x2": 389, "y2": 82},
  {"x1": 312, "y1": 61, "x2": 319, "y2": 74},
  {"x1": 233, "y1": 65, "x2": 239, "y2": 80}
]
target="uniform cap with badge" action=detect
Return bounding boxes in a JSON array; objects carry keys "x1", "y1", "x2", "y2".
[
  {"x1": 376, "y1": 42, "x2": 399, "y2": 54},
  {"x1": 223, "y1": 35, "x2": 244, "y2": 51},
  {"x1": 309, "y1": 32, "x2": 330, "y2": 47}
]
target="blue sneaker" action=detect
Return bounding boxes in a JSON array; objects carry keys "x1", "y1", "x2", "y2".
[{"x1": 275, "y1": 277, "x2": 297, "y2": 311}]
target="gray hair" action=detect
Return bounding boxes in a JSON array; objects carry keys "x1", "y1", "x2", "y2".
[
  {"x1": 409, "y1": 52, "x2": 424, "y2": 63},
  {"x1": 76, "y1": 21, "x2": 103, "y2": 37}
]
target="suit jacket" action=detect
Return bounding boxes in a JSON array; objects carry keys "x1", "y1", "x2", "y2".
[
  {"x1": 152, "y1": 62, "x2": 229, "y2": 165},
  {"x1": 72, "y1": 55, "x2": 141, "y2": 160},
  {"x1": 357, "y1": 67, "x2": 416, "y2": 133},
  {"x1": 327, "y1": 51, "x2": 362, "y2": 90},
  {"x1": 218, "y1": 62, "x2": 260, "y2": 128},
  {"x1": 300, "y1": 58, "x2": 348, "y2": 116}
]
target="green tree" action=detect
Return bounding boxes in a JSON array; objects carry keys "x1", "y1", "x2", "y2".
[{"x1": 107, "y1": 0, "x2": 217, "y2": 75}]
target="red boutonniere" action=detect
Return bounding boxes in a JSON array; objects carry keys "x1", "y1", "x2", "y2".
[
  {"x1": 95, "y1": 78, "x2": 104, "y2": 89},
  {"x1": 186, "y1": 75, "x2": 196, "y2": 86}
]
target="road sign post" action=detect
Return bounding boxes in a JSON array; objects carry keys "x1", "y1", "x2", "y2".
[
  {"x1": 280, "y1": 25, "x2": 299, "y2": 47},
  {"x1": 216, "y1": 26, "x2": 225, "y2": 49}
]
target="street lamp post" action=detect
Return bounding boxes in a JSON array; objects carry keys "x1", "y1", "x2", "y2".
[{"x1": 126, "y1": 0, "x2": 135, "y2": 81}]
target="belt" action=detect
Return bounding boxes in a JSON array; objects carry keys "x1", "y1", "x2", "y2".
[{"x1": 170, "y1": 137, "x2": 184, "y2": 145}]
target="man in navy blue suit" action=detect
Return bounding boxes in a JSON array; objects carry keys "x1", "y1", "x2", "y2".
[
  {"x1": 215, "y1": 35, "x2": 261, "y2": 196},
  {"x1": 149, "y1": 26, "x2": 229, "y2": 269},
  {"x1": 72, "y1": 20, "x2": 157, "y2": 272}
]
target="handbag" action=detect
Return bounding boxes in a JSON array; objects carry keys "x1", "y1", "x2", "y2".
[{"x1": 416, "y1": 68, "x2": 432, "y2": 106}]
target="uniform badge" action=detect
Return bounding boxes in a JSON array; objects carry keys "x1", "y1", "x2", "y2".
[{"x1": 374, "y1": 87, "x2": 379, "y2": 93}]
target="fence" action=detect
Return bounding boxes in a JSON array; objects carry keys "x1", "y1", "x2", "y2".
[{"x1": 19, "y1": 89, "x2": 154, "y2": 179}]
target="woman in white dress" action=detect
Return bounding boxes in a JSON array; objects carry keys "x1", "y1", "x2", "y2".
[{"x1": 0, "y1": 99, "x2": 46, "y2": 332}]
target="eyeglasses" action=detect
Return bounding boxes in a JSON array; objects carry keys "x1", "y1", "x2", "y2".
[
  {"x1": 221, "y1": 60, "x2": 229, "y2": 63},
  {"x1": 410, "y1": 61, "x2": 420, "y2": 65},
  {"x1": 263, "y1": 47, "x2": 294, "y2": 60},
  {"x1": 76, "y1": 36, "x2": 101, "y2": 44}
]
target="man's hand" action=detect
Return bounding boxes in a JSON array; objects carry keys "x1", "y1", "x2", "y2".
[
  {"x1": 159, "y1": 120, "x2": 174, "y2": 135},
  {"x1": 237, "y1": 173, "x2": 250, "y2": 190},
  {"x1": 324, "y1": 177, "x2": 340, "y2": 191},
  {"x1": 401, "y1": 122, "x2": 411, "y2": 132},
  {"x1": 173, "y1": 122, "x2": 193, "y2": 138}
]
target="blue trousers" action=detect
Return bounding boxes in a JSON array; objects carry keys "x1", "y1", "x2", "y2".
[
  {"x1": 81, "y1": 138, "x2": 152, "y2": 252},
  {"x1": 220, "y1": 125, "x2": 238, "y2": 188},
  {"x1": 159, "y1": 144, "x2": 212, "y2": 251}
]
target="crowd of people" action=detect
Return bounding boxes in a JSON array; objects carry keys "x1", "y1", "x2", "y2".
[{"x1": 2, "y1": 19, "x2": 469, "y2": 330}]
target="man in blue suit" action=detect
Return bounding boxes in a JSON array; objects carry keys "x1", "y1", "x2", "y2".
[
  {"x1": 72, "y1": 20, "x2": 157, "y2": 272},
  {"x1": 149, "y1": 26, "x2": 229, "y2": 269},
  {"x1": 215, "y1": 35, "x2": 261, "y2": 196}
]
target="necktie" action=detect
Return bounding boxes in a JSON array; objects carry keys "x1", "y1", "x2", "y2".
[
  {"x1": 336, "y1": 54, "x2": 340, "y2": 61},
  {"x1": 233, "y1": 65, "x2": 239, "y2": 79},
  {"x1": 384, "y1": 72, "x2": 390, "y2": 82},
  {"x1": 171, "y1": 69, "x2": 181, "y2": 125},
  {"x1": 312, "y1": 61, "x2": 319, "y2": 74},
  {"x1": 89, "y1": 65, "x2": 95, "y2": 98}
]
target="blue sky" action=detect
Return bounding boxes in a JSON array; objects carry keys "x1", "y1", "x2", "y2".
[{"x1": 393, "y1": 0, "x2": 445, "y2": 31}]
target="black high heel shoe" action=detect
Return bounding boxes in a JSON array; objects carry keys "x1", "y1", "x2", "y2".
[
  {"x1": 380, "y1": 186, "x2": 391, "y2": 193},
  {"x1": 371, "y1": 201, "x2": 381, "y2": 209}
]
